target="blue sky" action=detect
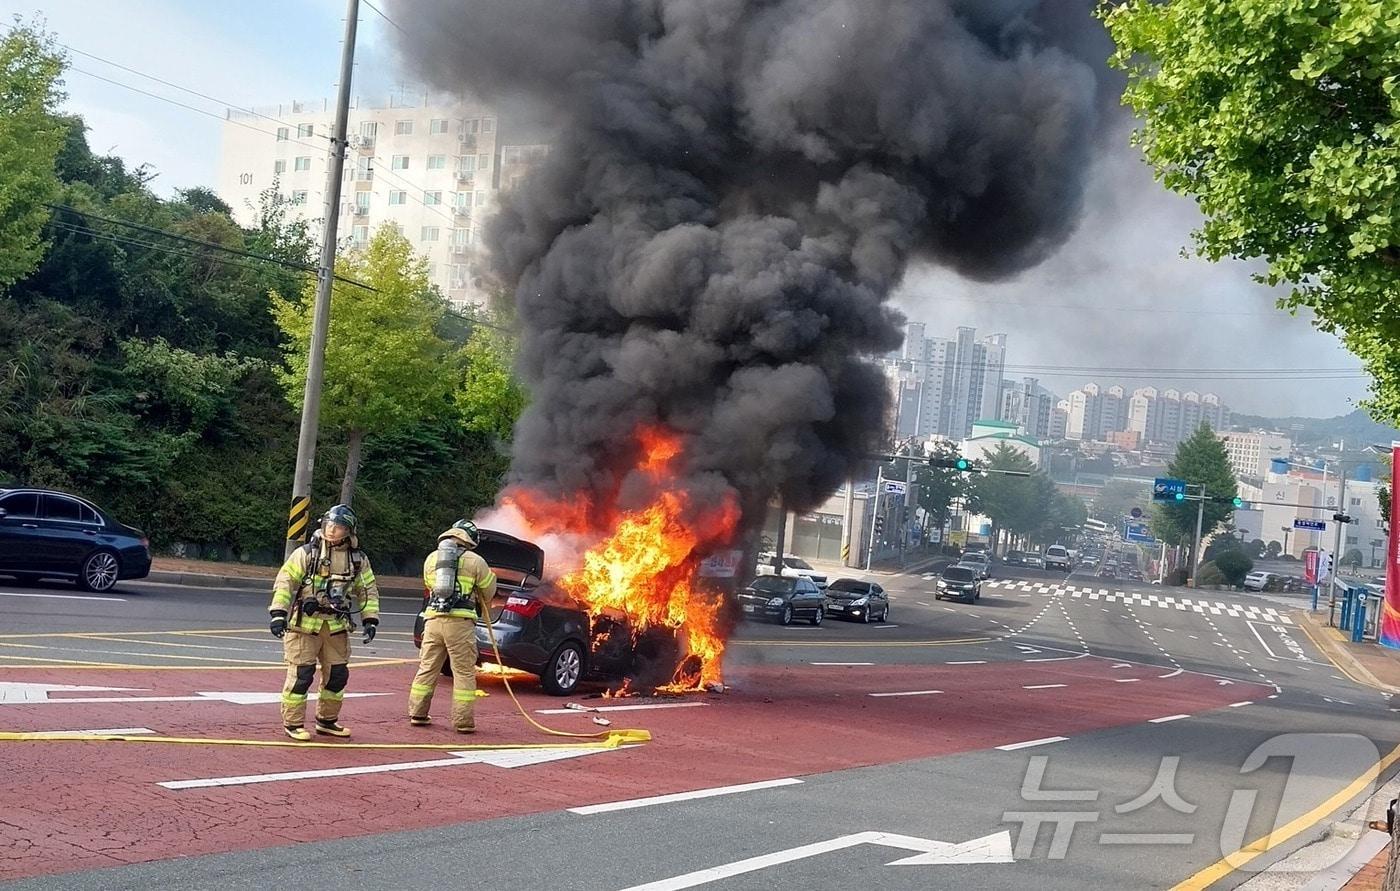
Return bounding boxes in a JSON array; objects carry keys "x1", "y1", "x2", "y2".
[{"x1": 1, "y1": 0, "x2": 406, "y2": 194}]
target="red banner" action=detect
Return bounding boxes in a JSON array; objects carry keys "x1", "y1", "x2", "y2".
[
  {"x1": 1304, "y1": 550, "x2": 1319, "y2": 586},
  {"x1": 1380, "y1": 447, "x2": 1400, "y2": 648}
]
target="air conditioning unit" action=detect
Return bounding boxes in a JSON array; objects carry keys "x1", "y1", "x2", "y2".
[{"x1": 353, "y1": 206, "x2": 369, "y2": 216}]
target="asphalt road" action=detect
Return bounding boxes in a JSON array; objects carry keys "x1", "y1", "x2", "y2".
[{"x1": 0, "y1": 565, "x2": 1396, "y2": 890}]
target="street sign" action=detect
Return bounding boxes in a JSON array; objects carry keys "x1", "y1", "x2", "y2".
[
  {"x1": 883, "y1": 480, "x2": 908, "y2": 496},
  {"x1": 1293, "y1": 518, "x2": 1327, "y2": 532},
  {"x1": 1122, "y1": 521, "x2": 1157, "y2": 545},
  {"x1": 1152, "y1": 478, "x2": 1186, "y2": 502}
]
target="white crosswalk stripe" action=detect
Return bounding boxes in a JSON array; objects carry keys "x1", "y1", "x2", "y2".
[{"x1": 982, "y1": 580, "x2": 1295, "y2": 625}]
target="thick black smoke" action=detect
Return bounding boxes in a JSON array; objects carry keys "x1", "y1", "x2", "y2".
[{"x1": 389, "y1": 0, "x2": 1108, "y2": 528}]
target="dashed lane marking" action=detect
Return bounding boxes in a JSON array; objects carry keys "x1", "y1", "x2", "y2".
[
  {"x1": 569, "y1": 778, "x2": 804, "y2": 815},
  {"x1": 1149, "y1": 714, "x2": 1191, "y2": 724},
  {"x1": 868, "y1": 690, "x2": 943, "y2": 698}
]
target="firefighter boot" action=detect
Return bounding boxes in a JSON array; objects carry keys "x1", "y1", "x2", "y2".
[
  {"x1": 315, "y1": 717, "x2": 351, "y2": 738},
  {"x1": 285, "y1": 725, "x2": 312, "y2": 741}
]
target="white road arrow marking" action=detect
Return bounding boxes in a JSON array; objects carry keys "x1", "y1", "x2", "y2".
[
  {"x1": 617, "y1": 830, "x2": 1013, "y2": 890},
  {"x1": 0, "y1": 682, "x2": 144, "y2": 703},
  {"x1": 879, "y1": 830, "x2": 1015, "y2": 865},
  {"x1": 160, "y1": 745, "x2": 628, "y2": 790},
  {"x1": 1216, "y1": 679, "x2": 1236, "y2": 686}
]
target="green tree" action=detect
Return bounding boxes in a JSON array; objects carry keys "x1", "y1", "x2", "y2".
[
  {"x1": 1266, "y1": 539, "x2": 1283, "y2": 558},
  {"x1": 0, "y1": 23, "x2": 67, "y2": 290},
  {"x1": 1245, "y1": 538, "x2": 1267, "y2": 559},
  {"x1": 970, "y1": 444, "x2": 1041, "y2": 553},
  {"x1": 1104, "y1": 1, "x2": 1400, "y2": 420},
  {"x1": 914, "y1": 440, "x2": 976, "y2": 535},
  {"x1": 1150, "y1": 424, "x2": 1238, "y2": 565},
  {"x1": 272, "y1": 225, "x2": 454, "y2": 504},
  {"x1": 1091, "y1": 479, "x2": 1150, "y2": 525},
  {"x1": 1214, "y1": 550, "x2": 1254, "y2": 587},
  {"x1": 453, "y1": 308, "x2": 526, "y2": 441}
]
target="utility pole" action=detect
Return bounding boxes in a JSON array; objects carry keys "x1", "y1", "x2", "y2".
[
  {"x1": 865, "y1": 466, "x2": 885, "y2": 572},
  {"x1": 1328, "y1": 465, "x2": 1348, "y2": 606},
  {"x1": 1188, "y1": 483, "x2": 1206, "y2": 587},
  {"x1": 285, "y1": 0, "x2": 359, "y2": 557},
  {"x1": 771, "y1": 500, "x2": 788, "y2": 572},
  {"x1": 841, "y1": 479, "x2": 856, "y2": 567}
]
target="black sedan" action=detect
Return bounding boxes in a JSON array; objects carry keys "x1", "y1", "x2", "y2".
[
  {"x1": 824, "y1": 578, "x2": 889, "y2": 623},
  {"x1": 935, "y1": 565, "x2": 981, "y2": 603},
  {"x1": 0, "y1": 487, "x2": 151, "y2": 592},
  {"x1": 413, "y1": 529, "x2": 635, "y2": 696},
  {"x1": 735, "y1": 575, "x2": 827, "y2": 626}
]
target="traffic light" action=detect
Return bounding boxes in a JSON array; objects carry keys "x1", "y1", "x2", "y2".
[
  {"x1": 1232, "y1": 497, "x2": 1245, "y2": 508},
  {"x1": 929, "y1": 456, "x2": 974, "y2": 472},
  {"x1": 874, "y1": 516, "x2": 885, "y2": 535},
  {"x1": 1174, "y1": 492, "x2": 1185, "y2": 502},
  {"x1": 1333, "y1": 513, "x2": 1353, "y2": 524}
]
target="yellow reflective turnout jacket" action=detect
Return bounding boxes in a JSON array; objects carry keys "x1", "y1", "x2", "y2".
[
  {"x1": 270, "y1": 542, "x2": 381, "y2": 633},
  {"x1": 421, "y1": 548, "x2": 497, "y2": 619}
]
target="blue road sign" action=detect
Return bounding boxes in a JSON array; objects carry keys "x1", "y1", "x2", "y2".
[
  {"x1": 1293, "y1": 518, "x2": 1327, "y2": 532},
  {"x1": 1122, "y1": 521, "x2": 1158, "y2": 545},
  {"x1": 1152, "y1": 478, "x2": 1187, "y2": 502}
]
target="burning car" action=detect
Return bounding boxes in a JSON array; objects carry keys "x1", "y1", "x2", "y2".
[{"x1": 413, "y1": 528, "x2": 636, "y2": 695}]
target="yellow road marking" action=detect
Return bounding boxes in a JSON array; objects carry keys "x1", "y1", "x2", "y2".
[
  {"x1": 1294, "y1": 619, "x2": 1397, "y2": 694},
  {"x1": 0, "y1": 628, "x2": 263, "y2": 640},
  {"x1": 0, "y1": 658, "x2": 419, "y2": 670},
  {"x1": 1171, "y1": 740, "x2": 1400, "y2": 890},
  {"x1": 48, "y1": 635, "x2": 273, "y2": 653},
  {"x1": 0, "y1": 641, "x2": 274, "y2": 665},
  {"x1": 0, "y1": 728, "x2": 650, "y2": 749}
]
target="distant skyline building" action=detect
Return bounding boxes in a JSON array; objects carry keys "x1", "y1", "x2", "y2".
[
  {"x1": 1221, "y1": 431, "x2": 1292, "y2": 479},
  {"x1": 884, "y1": 324, "x2": 1007, "y2": 440}
]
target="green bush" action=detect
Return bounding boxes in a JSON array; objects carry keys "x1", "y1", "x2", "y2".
[
  {"x1": 1213, "y1": 550, "x2": 1254, "y2": 587},
  {"x1": 1196, "y1": 562, "x2": 1226, "y2": 587}
]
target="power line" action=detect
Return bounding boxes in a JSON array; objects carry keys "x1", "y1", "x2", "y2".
[
  {"x1": 46, "y1": 203, "x2": 377, "y2": 291},
  {"x1": 362, "y1": 0, "x2": 411, "y2": 38}
]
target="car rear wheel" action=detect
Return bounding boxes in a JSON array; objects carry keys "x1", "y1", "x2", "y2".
[
  {"x1": 779, "y1": 605, "x2": 793, "y2": 626},
  {"x1": 541, "y1": 641, "x2": 584, "y2": 696},
  {"x1": 810, "y1": 607, "x2": 823, "y2": 627},
  {"x1": 78, "y1": 551, "x2": 119, "y2": 592}
]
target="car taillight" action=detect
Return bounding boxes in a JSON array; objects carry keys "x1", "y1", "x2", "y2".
[{"x1": 503, "y1": 595, "x2": 544, "y2": 618}]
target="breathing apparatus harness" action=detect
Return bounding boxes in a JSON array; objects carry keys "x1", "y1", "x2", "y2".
[
  {"x1": 427, "y1": 538, "x2": 480, "y2": 616},
  {"x1": 292, "y1": 531, "x2": 367, "y2": 629}
]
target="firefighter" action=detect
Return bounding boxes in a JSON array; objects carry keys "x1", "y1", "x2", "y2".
[
  {"x1": 409, "y1": 520, "x2": 496, "y2": 733},
  {"x1": 269, "y1": 504, "x2": 380, "y2": 741}
]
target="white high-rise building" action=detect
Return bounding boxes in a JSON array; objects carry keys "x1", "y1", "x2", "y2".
[
  {"x1": 884, "y1": 324, "x2": 1008, "y2": 440},
  {"x1": 1221, "y1": 431, "x2": 1292, "y2": 479},
  {"x1": 216, "y1": 95, "x2": 548, "y2": 308}
]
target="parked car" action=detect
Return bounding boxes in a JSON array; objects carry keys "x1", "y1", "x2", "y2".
[
  {"x1": 1242, "y1": 571, "x2": 1274, "y2": 592},
  {"x1": 1024, "y1": 552, "x2": 1045, "y2": 569},
  {"x1": 736, "y1": 575, "x2": 828, "y2": 626},
  {"x1": 0, "y1": 487, "x2": 151, "y2": 592},
  {"x1": 1003, "y1": 550, "x2": 1027, "y2": 567},
  {"x1": 1044, "y1": 545, "x2": 1072, "y2": 572},
  {"x1": 413, "y1": 529, "x2": 634, "y2": 696},
  {"x1": 935, "y1": 565, "x2": 981, "y2": 603},
  {"x1": 959, "y1": 553, "x2": 991, "y2": 580},
  {"x1": 824, "y1": 578, "x2": 889, "y2": 623},
  {"x1": 755, "y1": 553, "x2": 829, "y2": 591}
]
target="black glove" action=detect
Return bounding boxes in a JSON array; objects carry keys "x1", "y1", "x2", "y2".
[
  {"x1": 362, "y1": 618, "x2": 378, "y2": 643},
  {"x1": 270, "y1": 610, "x2": 288, "y2": 639}
]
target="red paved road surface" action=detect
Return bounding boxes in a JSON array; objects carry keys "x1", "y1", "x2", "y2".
[{"x1": 0, "y1": 656, "x2": 1267, "y2": 881}]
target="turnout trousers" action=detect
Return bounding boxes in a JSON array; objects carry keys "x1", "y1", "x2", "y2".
[
  {"x1": 280, "y1": 625, "x2": 351, "y2": 728},
  {"x1": 409, "y1": 616, "x2": 478, "y2": 730}
]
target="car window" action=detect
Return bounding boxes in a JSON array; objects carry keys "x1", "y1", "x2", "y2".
[
  {"x1": 750, "y1": 576, "x2": 796, "y2": 594},
  {"x1": 0, "y1": 492, "x2": 39, "y2": 518},
  {"x1": 42, "y1": 496, "x2": 98, "y2": 524},
  {"x1": 942, "y1": 567, "x2": 976, "y2": 581},
  {"x1": 828, "y1": 580, "x2": 865, "y2": 593},
  {"x1": 873, "y1": 585, "x2": 883, "y2": 594}
]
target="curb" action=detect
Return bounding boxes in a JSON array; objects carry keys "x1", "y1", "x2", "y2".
[
  {"x1": 144, "y1": 570, "x2": 424, "y2": 598},
  {"x1": 1294, "y1": 610, "x2": 1400, "y2": 696}
]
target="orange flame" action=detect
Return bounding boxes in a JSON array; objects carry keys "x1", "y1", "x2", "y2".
[{"x1": 503, "y1": 426, "x2": 739, "y2": 691}]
